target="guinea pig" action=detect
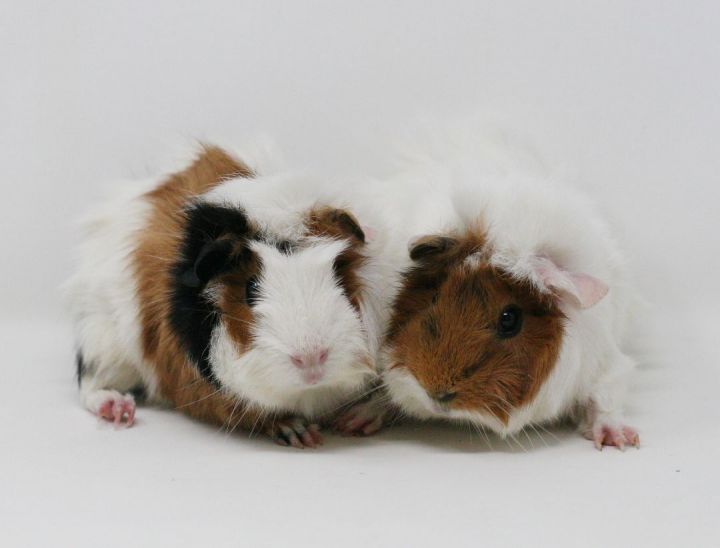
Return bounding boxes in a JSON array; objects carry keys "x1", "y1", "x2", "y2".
[
  {"x1": 341, "y1": 123, "x2": 640, "y2": 450},
  {"x1": 65, "y1": 145, "x2": 377, "y2": 448}
]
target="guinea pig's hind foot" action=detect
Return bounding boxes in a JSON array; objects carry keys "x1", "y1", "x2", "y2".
[
  {"x1": 584, "y1": 423, "x2": 639, "y2": 451},
  {"x1": 86, "y1": 390, "x2": 136, "y2": 428},
  {"x1": 267, "y1": 418, "x2": 323, "y2": 449},
  {"x1": 334, "y1": 401, "x2": 387, "y2": 437}
]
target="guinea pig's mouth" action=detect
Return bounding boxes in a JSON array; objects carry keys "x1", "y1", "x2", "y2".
[{"x1": 299, "y1": 366, "x2": 325, "y2": 386}]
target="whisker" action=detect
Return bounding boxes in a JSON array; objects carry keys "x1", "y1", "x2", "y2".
[
  {"x1": 220, "y1": 397, "x2": 242, "y2": 435},
  {"x1": 475, "y1": 422, "x2": 494, "y2": 450},
  {"x1": 248, "y1": 409, "x2": 266, "y2": 439},
  {"x1": 176, "y1": 387, "x2": 223, "y2": 409},
  {"x1": 508, "y1": 433, "x2": 528, "y2": 453},
  {"x1": 330, "y1": 383, "x2": 386, "y2": 415},
  {"x1": 522, "y1": 428, "x2": 535, "y2": 450},
  {"x1": 386, "y1": 407, "x2": 406, "y2": 429},
  {"x1": 228, "y1": 403, "x2": 254, "y2": 437},
  {"x1": 536, "y1": 422, "x2": 561, "y2": 443},
  {"x1": 529, "y1": 423, "x2": 549, "y2": 448},
  {"x1": 176, "y1": 376, "x2": 207, "y2": 392}
]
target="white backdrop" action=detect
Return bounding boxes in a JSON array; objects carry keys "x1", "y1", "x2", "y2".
[{"x1": 1, "y1": 2, "x2": 719, "y2": 547}]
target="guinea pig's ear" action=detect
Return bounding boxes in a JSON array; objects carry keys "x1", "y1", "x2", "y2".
[
  {"x1": 181, "y1": 239, "x2": 234, "y2": 288},
  {"x1": 408, "y1": 235, "x2": 459, "y2": 261},
  {"x1": 532, "y1": 256, "x2": 608, "y2": 309},
  {"x1": 334, "y1": 210, "x2": 366, "y2": 244},
  {"x1": 306, "y1": 207, "x2": 366, "y2": 245}
]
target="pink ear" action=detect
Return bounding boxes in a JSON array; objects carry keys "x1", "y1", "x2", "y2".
[
  {"x1": 533, "y1": 257, "x2": 608, "y2": 309},
  {"x1": 362, "y1": 225, "x2": 376, "y2": 243}
]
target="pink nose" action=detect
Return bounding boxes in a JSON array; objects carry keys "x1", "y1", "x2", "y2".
[{"x1": 290, "y1": 348, "x2": 330, "y2": 369}]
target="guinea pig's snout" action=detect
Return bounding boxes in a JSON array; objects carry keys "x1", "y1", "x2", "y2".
[
  {"x1": 290, "y1": 348, "x2": 329, "y2": 368},
  {"x1": 289, "y1": 347, "x2": 330, "y2": 385}
]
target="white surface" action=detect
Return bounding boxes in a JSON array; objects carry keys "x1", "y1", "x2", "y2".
[{"x1": 1, "y1": 1, "x2": 719, "y2": 547}]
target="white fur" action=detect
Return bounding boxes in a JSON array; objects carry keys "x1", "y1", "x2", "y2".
[
  {"x1": 201, "y1": 168, "x2": 445, "y2": 374},
  {"x1": 378, "y1": 122, "x2": 638, "y2": 437},
  {"x1": 66, "y1": 148, "x2": 378, "y2": 423},
  {"x1": 64, "y1": 178, "x2": 163, "y2": 411},
  {"x1": 208, "y1": 239, "x2": 373, "y2": 418}
]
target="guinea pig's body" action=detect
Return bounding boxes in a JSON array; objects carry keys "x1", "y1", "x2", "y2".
[
  {"x1": 351, "y1": 125, "x2": 640, "y2": 449},
  {"x1": 66, "y1": 146, "x2": 377, "y2": 447}
]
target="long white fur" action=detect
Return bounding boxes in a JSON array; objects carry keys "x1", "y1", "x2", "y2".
[
  {"x1": 207, "y1": 239, "x2": 372, "y2": 418},
  {"x1": 377, "y1": 122, "x2": 638, "y2": 438},
  {"x1": 64, "y1": 178, "x2": 164, "y2": 412},
  {"x1": 66, "y1": 147, "x2": 378, "y2": 423}
]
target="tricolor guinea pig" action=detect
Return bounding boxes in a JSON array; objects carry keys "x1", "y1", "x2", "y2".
[
  {"x1": 346, "y1": 124, "x2": 640, "y2": 450},
  {"x1": 65, "y1": 145, "x2": 376, "y2": 447}
]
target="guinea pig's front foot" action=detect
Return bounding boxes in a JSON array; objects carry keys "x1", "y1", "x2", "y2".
[
  {"x1": 93, "y1": 391, "x2": 136, "y2": 428},
  {"x1": 584, "y1": 423, "x2": 640, "y2": 451},
  {"x1": 266, "y1": 417, "x2": 323, "y2": 449},
  {"x1": 334, "y1": 400, "x2": 387, "y2": 436}
]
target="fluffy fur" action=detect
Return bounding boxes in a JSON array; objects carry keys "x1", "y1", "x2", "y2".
[
  {"x1": 65, "y1": 146, "x2": 377, "y2": 447},
  {"x1": 343, "y1": 122, "x2": 639, "y2": 449}
]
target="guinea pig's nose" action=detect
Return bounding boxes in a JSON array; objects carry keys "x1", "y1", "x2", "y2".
[
  {"x1": 290, "y1": 347, "x2": 330, "y2": 369},
  {"x1": 431, "y1": 391, "x2": 457, "y2": 404}
]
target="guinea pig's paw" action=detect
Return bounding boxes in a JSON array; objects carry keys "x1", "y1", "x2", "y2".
[
  {"x1": 584, "y1": 423, "x2": 640, "y2": 451},
  {"x1": 334, "y1": 401, "x2": 386, "y2": 436},
  {"x1": 267, "y1": 418, "x2": 323, "y2": 449},
  {"x1": 93, "y1": 391, "x2": 136, "y2": 428}
]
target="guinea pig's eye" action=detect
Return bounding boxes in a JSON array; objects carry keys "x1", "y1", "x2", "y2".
[
  {"x1": 245, "y1": 276, "x2": 260, "y2": 306},
  {"x1": 497, "y1": 305, "x2": 523, "y2": 339}
]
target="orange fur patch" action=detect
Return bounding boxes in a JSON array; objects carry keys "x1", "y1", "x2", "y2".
[
  {"x1": 134, "y1": 146, "x2": 268, "y2": 429},
  {"x1": 387, "y1": 230, "x2": 564, "y2": 424},
  {"x1": 305, "y1": 206, "x2": 367, "y2": 310}
]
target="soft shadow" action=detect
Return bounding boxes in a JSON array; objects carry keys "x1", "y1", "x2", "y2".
[
  {"x1": 319, "y1": 418, "x2": 576, "y2": 454},
  {"x1": 151, "y1": 405, "x2": 576, "y2": 454}
]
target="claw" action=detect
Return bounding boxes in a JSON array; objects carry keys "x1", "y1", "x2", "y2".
[
  {"x1": 279, "y1": 425, "x2": 304, "y2": 449},
  {"x1": 307, "y1": 424, "x2": 323, "y2": 446},
  {"x1": 362, "y1": 416, "x2": 384, "y2": 435},
  {"x1": 591, "y1": 424, "x2": 639, "y2": 451},
  {"x1": 334, "y1": 402, "x2": 386, "y2": 436},
  {"x1": 269, "y1": 419, "x2": 323, "y2": 449},
  {"x1": 623, "y1": 426, "x2": 640, "y2": 448},
  {"x1": 96, "y1": 394, "x2": 136, "y2": 428}
]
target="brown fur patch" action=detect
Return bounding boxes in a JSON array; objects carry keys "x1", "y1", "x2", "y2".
[
  {"x1": 215, "y1": 248, "x2": 263, "y2": 350},
  {"x1": 305, "y1": 206, "x2": 367, "y2": 310},
  {"x1": 387, "y1": 230, "x2": 564, "y2": 424},
  {"x1": 134, "y1": 146, "x2": 274, "y2": 430}
]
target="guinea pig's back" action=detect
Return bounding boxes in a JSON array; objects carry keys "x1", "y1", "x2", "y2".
[
  {"x1": 66, "y1": 146, "x2": 254, "y2": 403},
  {"x1": 65, "y1": 177, "x2": 160, "y2": 378}
]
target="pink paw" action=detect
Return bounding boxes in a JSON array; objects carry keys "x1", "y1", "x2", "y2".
[
  {"x1": 97, "y1": 396, "x2": 136, "y2": 428},
  {"x1": 334, "y1": 402, "x2": 386, "y2": 436},
  {"x1": 267, "y1": 418, "x2": 323, "y2": 449},
  {"x1": 586, "y1": 424, "x2": 639, "y2": 451}
]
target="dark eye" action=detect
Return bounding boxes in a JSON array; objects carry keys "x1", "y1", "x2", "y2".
[
  {"x1": 245, "y1": 276, "x2": 260, "y2": 306},
  {"x1": 497, "y1": 305, "x2": 523, "y2": 339}
]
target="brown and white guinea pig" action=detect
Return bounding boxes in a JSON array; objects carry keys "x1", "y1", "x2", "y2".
[
  {"x1": 340, "y1": 124, "x2": 640, "y2": 450},
  {"x1": 65, "y1": 145, "x2": 378, "y2": 447}
]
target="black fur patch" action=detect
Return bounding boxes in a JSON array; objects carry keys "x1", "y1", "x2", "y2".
[
  {"x1": 129, "y1": 384, "x2": 148, "y2": 403},
  {"x1": 75, "y1": 351, "x2": 86, "y2": 387},
  {"x1": 169, "y1": 203, "x2": 252, "y2": 385},
  {"x1": 276, "y1": 239, "x2": 294, "y2": 255}
]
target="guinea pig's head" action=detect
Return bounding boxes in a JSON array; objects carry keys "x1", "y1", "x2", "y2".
[
  {"x1": 383, "y1": 231, "x2": 609, "y2": 434},
  {"x1": 171, "y1": 203, "x2": 373, "y2": 417}
]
